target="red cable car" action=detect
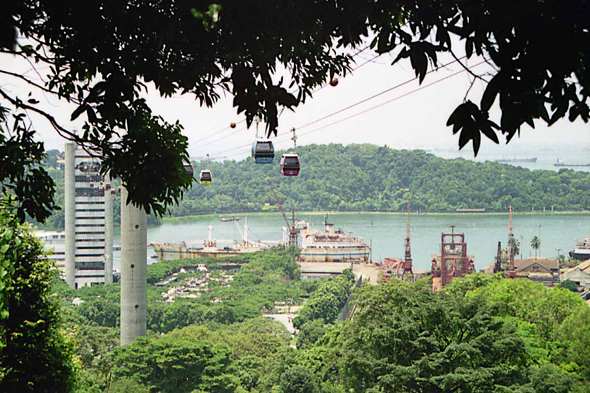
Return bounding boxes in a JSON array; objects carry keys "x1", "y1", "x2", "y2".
[
  {"x1": 280, "y1": 153, "x2": 301, "y2": 176},
  {"x1": 183, "y1": 162, "x2": 194, "y2": 179}
]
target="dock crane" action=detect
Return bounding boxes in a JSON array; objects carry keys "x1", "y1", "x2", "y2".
[{"x1": 267, "y1": 179, "x2": 299, "y2": 246}]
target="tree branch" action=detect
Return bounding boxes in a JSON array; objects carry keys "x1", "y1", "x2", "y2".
[
  {"x1": 0, "y1": 69, "x2": 81, "y2": 105},
  {"x1": 0, "y1": 87, "x2": 79, "y2": 142},
  {"x1": 450, "y1": 51, "x2": 490, "y2": 83}
]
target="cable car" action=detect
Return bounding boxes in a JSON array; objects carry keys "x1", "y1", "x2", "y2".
[
  {"x1": 252, "y1": 140, "x2": 275, "y2": 164},
  {"x1": 200, "y1": 169, "x2": 212, "y2": 185},
  {"x1": 183, "y1": 162, "x2": 194, "y2": 179},
  {"x1": 280, "y1": 153, "x2": 301, "y2": 176}
]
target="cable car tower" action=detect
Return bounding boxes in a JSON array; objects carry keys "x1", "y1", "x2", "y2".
[
  {"x1": 402, "y1": 191, "x2": 413, "y2": 276},
  {"x1": 267, "y1": 179, "x2": 299, "y2": 246}
]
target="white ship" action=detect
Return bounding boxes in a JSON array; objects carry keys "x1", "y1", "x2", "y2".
[
  {"x1": 571, "y1": 237, "x2": 590, "y2": 261},
  {"x1": 151, "y1": 218, "x2": 267, "y2": 261},
  {"x1": 299, "y1": 215, "x2": 370, "y2": 263}
]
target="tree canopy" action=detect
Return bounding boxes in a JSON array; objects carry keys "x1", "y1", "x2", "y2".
[{"x1": 2, "y1": 0, "x2": 589, "y2": 221}]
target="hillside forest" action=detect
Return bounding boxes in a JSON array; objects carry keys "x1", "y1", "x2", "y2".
[{"x1": 38, "y1": 144, "x2": 590, "y2": 228}]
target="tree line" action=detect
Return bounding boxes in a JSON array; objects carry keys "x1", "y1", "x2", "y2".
[{"x1": 35, "y1": 143, "x2": 590, "y2": 230}]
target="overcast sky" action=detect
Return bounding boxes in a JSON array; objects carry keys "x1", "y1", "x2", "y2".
[{"x1": 1, "y1": 47, "x2": 588, "y2": 160}]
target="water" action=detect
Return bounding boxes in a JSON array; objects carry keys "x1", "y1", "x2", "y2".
[
  {"x1": 432, "y1": 145, "x2": 590, "y2": 173},
  {"x1": 112, "y1": 213, "x2": 590, "y2": 272}
]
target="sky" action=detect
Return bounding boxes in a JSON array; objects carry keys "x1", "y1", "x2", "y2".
[{"x1": 1, "y1": 45, "x2": 588, "y2": 161}]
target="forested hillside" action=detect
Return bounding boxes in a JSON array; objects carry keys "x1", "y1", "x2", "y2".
[
  {"x1": 175, "y1": 144, "x2": 590, "y2": 215},
  {"x1": 39, "y1": 144, "x2": 590, "y2": 228}
]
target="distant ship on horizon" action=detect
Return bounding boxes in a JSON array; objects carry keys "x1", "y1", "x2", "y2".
[
  {"x1": 495, "y1": 157, "x2": 538, "y2": 164},
  {"x1": 554, "y1": 158, "x2": 590, "y2": 167}
]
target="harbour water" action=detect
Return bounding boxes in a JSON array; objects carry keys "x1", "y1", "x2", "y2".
[{"x1": 114, "y1": 212, "x2": 590, "y2": 272}]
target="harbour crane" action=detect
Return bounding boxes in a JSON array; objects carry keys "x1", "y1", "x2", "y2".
[{"x1": 267, "y1": 179, "x2": 299, "y2": 246}]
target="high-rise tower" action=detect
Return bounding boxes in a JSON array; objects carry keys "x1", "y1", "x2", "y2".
[{"x1": 64, "y1": 143, "x2": 113, "y2": 288}]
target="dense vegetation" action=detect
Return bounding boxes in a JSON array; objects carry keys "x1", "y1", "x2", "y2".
[
  {"x1": 0, "y1": 212, "x2": 77, "y2": 392},
  {"x1": 57, "y1": 265, "x2": 590, "y2": 393},
  {"x1": 5, "y1": 213, "x2": 590, "y2": 392},
  {"x1": 35, "y1": 144, "x2": 590, "y2": 230}
]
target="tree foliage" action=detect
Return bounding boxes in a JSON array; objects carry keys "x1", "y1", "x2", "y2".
[
  {"x1": 2, "y1": 1, "x2": 589, "y2": 220},
  {"x1": 0, "y1": 211, "x2": 77, "y2": 392}
]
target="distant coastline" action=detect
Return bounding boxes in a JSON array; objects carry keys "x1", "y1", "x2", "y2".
[{"x1": 159, "y1": 209, "x2": 590, "y2": 224}]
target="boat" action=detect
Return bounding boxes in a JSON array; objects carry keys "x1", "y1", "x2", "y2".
[
  {"x1": 151, "y1": 219, "x2": 266, "y2": 261},
  {"x1": 495, "y1": 157, "x2": 538, "y2": 163},
  {"x1": 570, "y1": 237, "x2": 590, "y2": 261},
  {"x1": 298, "y1": 215, "x2": 370, "y2": 263},
  {"x1": 554, "y1": 158, "x2": 590, "y2": 167},
  {"x1": 219, "y1": 217, "x2": 240, "y2": 222}
]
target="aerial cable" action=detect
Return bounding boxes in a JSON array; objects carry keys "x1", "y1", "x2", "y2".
[
  {"x1": 198, "y1": 125, "x2": 248, "y2": 149},
  {"x1": 193, "y1": 119, "x2": 247, "y2": 144},
  {"x1": 192, "y1": 44, "x2": 376, "y2": 144},
  {"x1": 294, "y1": 56, "x2": 466, "y2": 132},
  {"x1": 210, "y1": 56, "x2": 468, "y2": 157},
  {"x1": 272, "y1": 60, "x2": 486, "y2": 148}
]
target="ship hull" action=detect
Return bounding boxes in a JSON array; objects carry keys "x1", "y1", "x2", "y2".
[
  {"x1": 151, "y1": 243, "x2": 261, "y2": 261},
  {"x1": 300, "y1": 247, "x2": 370, "y2": 263},
  {"x1": 496, "y1": 158, "x2": 537, "y2": 163},
  {"x1": 572, "y1": 251, "x2": 590, "y2": 261}
]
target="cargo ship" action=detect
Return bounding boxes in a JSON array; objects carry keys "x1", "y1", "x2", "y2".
[
  {"x1": 554, "y1": 158, "x2": 590, "y2": 167},
  {"x1": 570, "y1": 237, "x2": 590, "y2": 261},
  {"x1": 495, "y1": 157, "x2": 538, "y2": 163},
  {"x1": 150, "y1": 219, "x2": 267, "y2": 261},
  {"x1": 299, "y1": 215, "x2": 370, "y2": 263}
]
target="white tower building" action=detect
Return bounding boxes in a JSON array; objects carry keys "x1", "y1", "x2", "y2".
[{"x1": 64, "y1": 143, "x2": 114, "y2": 288}]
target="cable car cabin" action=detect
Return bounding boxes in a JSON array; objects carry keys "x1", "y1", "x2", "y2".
[
  {"x1": 252, "y1": 140, "x2": 275, "y2": 164},
  {"x1": 280, "y1": 153, "x2": 301, "y2": 176},
  {"x1": 200, "y1": 169, "x2": 212, "y2": 185},
  {"x1": 183, "y1": 162, "x2": 194, "y2": 179}
]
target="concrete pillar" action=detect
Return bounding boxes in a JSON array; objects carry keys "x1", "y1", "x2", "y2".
[
  {"x1": 120, "y1": 187, "x2": 147, "y2": 345},
  {"x1": 64, "y1": 143, "x2": 76, "y2": 288},
  {"x1": 104, "y1": 173, "x2": 114, "y2": 285}
]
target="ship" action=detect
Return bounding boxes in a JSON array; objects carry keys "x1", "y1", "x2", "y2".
[
  {"x1": 219, "y1": 217, "x2": 241, "y2": 222},
  {"x1": 150, "y1": 218, "x2": 267, "y2": 261},
  {"x1": 554, "y1": 158, "x2": 590, "y2": 167},
  {"x1": 570, "y1": 237, "x2": 590, "y2": 261},
  {"x1": 298, "y1": 215, "x2": 370, "y2": 263},
  {"x1": 495, "y1": 157, "x2": 538, "y2": 163}
]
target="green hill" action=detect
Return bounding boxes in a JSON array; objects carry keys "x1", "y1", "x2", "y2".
[
  {"x1": 176, "y1": 143, "x2": 590, "y2": 215},
  {"x1": 38, "y1": 143, "x2": 590, "y2": 228}
]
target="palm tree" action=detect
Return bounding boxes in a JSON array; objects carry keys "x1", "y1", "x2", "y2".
[
  {"x1": 531, "y1": 236, "x2": 541, "y2": 257},
  {"x1": 508, "y1": 237, "x2": 520, "y2": 257}
]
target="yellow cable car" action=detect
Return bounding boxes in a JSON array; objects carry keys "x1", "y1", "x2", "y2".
[{"x1": 200, "y1": 169, "x2": 212, "y2": 185}]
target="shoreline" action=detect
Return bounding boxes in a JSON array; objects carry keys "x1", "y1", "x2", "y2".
[
  {"x1": 160, "y1": 209, "x2": 590, "y2": 223},
  {"x1": 31, "y1": 209, "x2": 590, "y2": 231}
]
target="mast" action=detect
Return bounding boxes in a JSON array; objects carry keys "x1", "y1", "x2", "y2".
[
  {"x1": 208, "y1": 223, "x2": 213, "y2": 243},
  {"x1": 508, "y1": 205, "x2": 515, "y2": 278},
  {"x1": 404, "y1": 193, "x2": 412, "y2": 263},
  {"x1": 403, "y1": 191, "x2": 413, "y2": 276},
  {"x1": 244, "y1": 216, "x2": 248, "y2": 244},
  {"x1": 267, "y1": 179, "x2": 298, "y2": 246}
]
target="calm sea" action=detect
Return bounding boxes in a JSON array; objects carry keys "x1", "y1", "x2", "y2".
[{"x1": 113, "y1": 212, "x2": 590, "y2": 271}]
